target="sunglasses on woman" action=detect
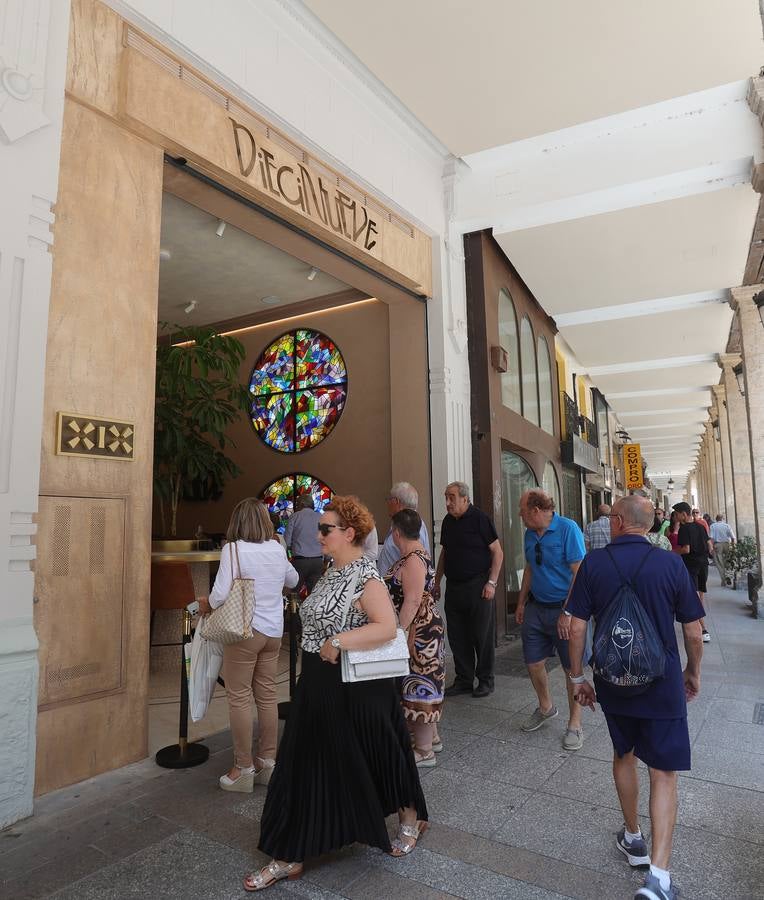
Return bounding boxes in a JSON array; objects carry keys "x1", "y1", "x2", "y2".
[{"x1": 317, "y1": 523, "x2": 349, "y2": 536}]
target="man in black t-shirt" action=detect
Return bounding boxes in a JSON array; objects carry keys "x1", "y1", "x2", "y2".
[
  {"x1": 673, "y1": 501, "x2": 714, "y2": 643},
  {"x1": 433, "y1": 481, "x2": 503, "y2": 698}
]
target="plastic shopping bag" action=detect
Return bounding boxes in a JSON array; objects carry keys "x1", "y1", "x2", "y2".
[{"x1": 187, "y1": 623, "x2": 224, "y2": 722}]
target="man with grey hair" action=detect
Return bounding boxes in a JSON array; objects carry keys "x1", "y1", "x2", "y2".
[
  {"x1": 584, "y1": 503, "x2": 611, "y2": 552},
  {"x1": 284, "y1": 494, "x2": 324, "y2": 594},
  {"x1": 376, "y1": 481, "x2": 430, "y2": 576},
  {"x1": 433, "y1": 481, "x2": 503, "y2": 698},
  {"x1": 567, "y1": 494, "x2": 704, "y2": 900}
]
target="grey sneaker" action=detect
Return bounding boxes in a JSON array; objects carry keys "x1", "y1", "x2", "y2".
[
  {"x1": 562, "y1": 727, "x2": 583, "y2": 751},
  {"x1": 634, "y1": 871, "x2": 678, "y2": 899},
  {"x1": 521, "y1": 705, "x2": 558, "y2": 732},
  {"x1": 616, "y1": 827, "x2": 650, "y2": 867}
]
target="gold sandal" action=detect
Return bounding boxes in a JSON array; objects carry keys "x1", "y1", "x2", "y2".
[
  {"x1": 243, "y1": 861, "x2": 303, "y2": 892},
  {"x1": 389, "y1": 820, "x2": 429, "y2": 857}
]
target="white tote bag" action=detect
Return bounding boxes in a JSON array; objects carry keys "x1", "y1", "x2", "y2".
[{"x1": 187, "y1": 623, "x2": 224, "y2": 722}]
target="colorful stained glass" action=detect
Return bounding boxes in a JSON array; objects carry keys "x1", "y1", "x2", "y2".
[
  {"x1": 261, "y1": 473, "x2": 334, "y2": 533},
  {"x1": 250, "y1": 329, "x2": 347, "y2": 453}
]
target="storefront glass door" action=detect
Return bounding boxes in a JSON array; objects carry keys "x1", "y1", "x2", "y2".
[{"x1": 500, "y1": 451, "x2": 538, "y2": 601}]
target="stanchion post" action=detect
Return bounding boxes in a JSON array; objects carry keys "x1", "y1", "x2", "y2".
[{"x1": 278, "y1": 591, "x2": 300, "y2": 720}]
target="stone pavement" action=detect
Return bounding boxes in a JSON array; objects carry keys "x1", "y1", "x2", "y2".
[{"x1": 2, "y1": 571, "x2": 763, "y2": 900}]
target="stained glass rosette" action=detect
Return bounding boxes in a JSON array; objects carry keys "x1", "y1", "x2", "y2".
[
  {"x1": 261, "y1": 474, "x2": 334, "y2": 533},
  {"x1": 250, "y1": 329, "x2": 347, "y2": 453}
]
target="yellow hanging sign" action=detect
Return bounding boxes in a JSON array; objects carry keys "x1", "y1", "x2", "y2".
[{"x1": 623, "y1": 443, "x2": 644, "y2": 490}]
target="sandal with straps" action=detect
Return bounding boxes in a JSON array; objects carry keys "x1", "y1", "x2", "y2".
[
  {"x1": 389, "y1": 819, "x2": 429, "y2": 857},
  {"x1": 243, "y1": 860, "x2": 303, "y2": 892}
]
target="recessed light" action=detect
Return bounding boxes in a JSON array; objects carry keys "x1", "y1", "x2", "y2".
[
  {"x1": 159, "y1": 248, "x2": 171, "y2": 261},
  {"x1": 307, "y1": 266, "x2": 319, "y2": 281},
  {"x1": 215, "y1": 220, "x2": 226, "y2": 237},
  {"x1": 184, "y1": 300, "x2": 197, "y2": 314},
  {"x1": 260, "y1": 295, "x2": 280, "y2": 306}
]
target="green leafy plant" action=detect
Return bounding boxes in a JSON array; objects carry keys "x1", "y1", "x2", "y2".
[
  {"x1": 727, "y1": 536, "x2": 759, "y2": 585},
  {"x1": 154, "y1": 323, "x2": 251, "y2": 536}
]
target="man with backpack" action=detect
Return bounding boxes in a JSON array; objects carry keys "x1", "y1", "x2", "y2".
[{"x1": 565, "y1": 495, "x2": 704, "y2": 900}]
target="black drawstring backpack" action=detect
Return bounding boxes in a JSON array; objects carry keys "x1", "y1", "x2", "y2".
[{"x1": 591, "y1": 546, "x2": 667, "y2": 695}]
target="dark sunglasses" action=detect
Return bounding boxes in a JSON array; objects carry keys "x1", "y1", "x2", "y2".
[
  {"x1": 317, "y1": 523, "x2": 348, "y2": 536},
  {"x1": 534, "y1": 543, "x2": 542, "y2": 565}
]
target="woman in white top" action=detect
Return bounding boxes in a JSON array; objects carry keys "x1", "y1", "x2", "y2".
[{"x1": 198, "y1": 498, "x2": 298, "y2": 793}]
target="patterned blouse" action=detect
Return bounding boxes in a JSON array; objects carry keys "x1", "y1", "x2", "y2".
[{"x1": 299, "y1": 556, "x2": 384, "y2": 653}]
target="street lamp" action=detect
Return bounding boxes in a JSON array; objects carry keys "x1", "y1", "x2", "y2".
[
  {"x1": 733, "y1": 362, "x2": 745, "y2": 397},
  {"x1": 615, "y1": 427, "x2": 630, "y2": 444},
  {"x1": 667, "y1": 476, "x2": 675, "y2": 491},
  {"x1": 753, "y1": 290, "x2": 764, "y2": 328},
  {"x1": 712, "y1": 419, "x2": 721, "y2": 441}
]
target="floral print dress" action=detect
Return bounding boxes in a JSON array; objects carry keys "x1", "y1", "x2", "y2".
[{"x1": 388, "y1": 550, "x2": 445, "y2": 724}]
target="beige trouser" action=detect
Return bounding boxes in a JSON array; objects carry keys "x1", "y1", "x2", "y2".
[
  {"x1": 222, "y1": 631, "x2": 282, "y2": 768},
  {"x1": 713, "y1": 541, "x2": 731, "y2": 584}
]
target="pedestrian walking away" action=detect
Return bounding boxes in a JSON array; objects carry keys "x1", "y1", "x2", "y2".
[
  {"x1": 584, "y1": 503, "x2": 611, "y2": 551},
  {"x1": 284, "y1": 495, "x2": 324, "y2": 594},
  {"x1": 673, "y1": 501, "x2": 714, "y2": 642},
  {"x1": 709, "y1": 514, "x2": 735, "y2": 586},
  {"x1": 515, "y1": 489, "x2": 586, "y2": 750},
  {"x1": 566, "y1": 495, "x2": 704, "y2": 900},
  {"x1": 433, "y1": 481, "x2": 503, "y2": 698}
]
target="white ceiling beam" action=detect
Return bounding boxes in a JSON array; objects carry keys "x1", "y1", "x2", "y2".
[
  {"x1": 627, "y1": 422, "x2": 705, "y2": 431},
  {"x1": 587, "y1": 354, "x2": 717, "y2": 376},
  {"x1": 554, "y1": 290, "x2": 728, "y2": 327},
  {"x1": 606, "y1": 386, "x2": 713, "y2": 400},
  {"x1": 619, "y1": 407, "x2": 710, "y2": 418}
]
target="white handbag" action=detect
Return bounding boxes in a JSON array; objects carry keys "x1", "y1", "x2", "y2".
[{"x1": 338, "y1": 567, "x2": 410, "y2": 683}]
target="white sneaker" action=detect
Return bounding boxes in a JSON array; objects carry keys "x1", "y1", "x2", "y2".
[{"x1": 254, "y1": 759, "x2": 276, "y2": 785}]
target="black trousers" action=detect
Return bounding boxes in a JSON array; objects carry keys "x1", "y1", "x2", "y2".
[
  {"x1": 292, "y1": 557, "x2": 324, "y2": 594},
  {"x1": 444, "y1": 575, "x2": 495, "y2": 688}
]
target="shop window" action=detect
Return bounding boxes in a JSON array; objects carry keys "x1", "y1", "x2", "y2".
[
  {"x1": 500, "y1": 451, "x2": 538, "y2": 592},
  {"x1": 498, "y1": 289, "x2": 521, "y2": 413},
  {"x1": 519, "y1": 317, "x2": 539, "y2": 426},
  {"x1": 250, "y1": 329, "x2": 347, "y2": 453},
  {"x1": 537, "y1": 335, "x2": 554, "y2": 434},
  {"x1": 542, "y1": 462, "x2": 561, "y2": 513},
  {"x1": 261, "y1": 473, "x2": 333, "y2": 532}
]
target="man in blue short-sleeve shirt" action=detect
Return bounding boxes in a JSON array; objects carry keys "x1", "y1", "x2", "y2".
[
  {"x1": 567, "y1": 495, "x2": 703, "y2": 900},
  {"x1": 515, "y1": 489, "x2": 586, "y2": 751}
]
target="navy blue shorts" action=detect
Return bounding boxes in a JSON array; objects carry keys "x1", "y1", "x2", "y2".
[
  {"x1": 604, "y1": 713, "x2": 691, "y2": 772},
  {"x1": 521, "y1": 599, "x2": 571, "y2": 669}
]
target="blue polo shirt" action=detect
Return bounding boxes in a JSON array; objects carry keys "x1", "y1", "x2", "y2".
[
  {"x1": 567, "y1": 535, "x2": 705, "y2": 719},
  {"x1": 524, "y1": 513, "x2": 585, "y2": 604}
]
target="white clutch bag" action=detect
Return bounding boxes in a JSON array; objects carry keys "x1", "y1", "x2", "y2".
[
  {"x1": 338, "y1": 566, "x2": 411, "y2": 683},
  {"x1": 341, "y1": 627, "x2": 410, "y2": 682}
]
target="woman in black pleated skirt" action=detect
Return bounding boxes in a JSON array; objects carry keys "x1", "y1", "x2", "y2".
[{"x1": 244, "y1": 497, "x2": 428, "y2": 892}]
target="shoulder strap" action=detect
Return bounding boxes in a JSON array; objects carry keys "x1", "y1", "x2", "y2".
[
  {"x1": 604, "y1": 545, "x2": 654, "y2": 588},
  {"x1": 338, "y1": 564, "x2": 363, "y2": 630},
  {"x1": 231, "y1": 540, "x2": 242, "y2": 579}
]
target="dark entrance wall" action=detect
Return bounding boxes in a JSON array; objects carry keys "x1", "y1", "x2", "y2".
[
  {"x1": 464, "y1": 230, "x2": 562, "y2": 632},
  {"x1": 171, "y1": 300, "x2": 392, "y2": 537}
]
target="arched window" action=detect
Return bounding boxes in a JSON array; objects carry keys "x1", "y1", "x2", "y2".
[
  {"x1": 542, "y1": 462, "x2": 561, "y2": 512},
  {"x1": 498, "y1": 289, "x2": 521, "y2": 413},
  {"x1": 520, "y1": 317, "x2": 539, "y2": 426},
  {"x1": 537, "y1": 335, "x2": 554, "y2": 434}
]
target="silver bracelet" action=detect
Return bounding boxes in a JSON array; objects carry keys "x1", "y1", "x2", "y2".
[{"x1": 568, "y1": 673, "x2": 587, "y2": 684}]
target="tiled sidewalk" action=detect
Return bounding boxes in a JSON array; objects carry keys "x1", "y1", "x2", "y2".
[{"x1": 2, "y1": 571, "x2": 763, "y2": 899}]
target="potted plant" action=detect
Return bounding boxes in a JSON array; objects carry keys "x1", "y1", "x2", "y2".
[
  {"x1": 153, "y1": 323, "x2": 251, "y2": 536},
  {"x1": 727, "y1": 536, "x2": 759, "y2": 591}
]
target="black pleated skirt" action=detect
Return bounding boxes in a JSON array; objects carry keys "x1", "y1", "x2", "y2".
[{"x1": 257, "y1": 651, "x2": 428, "y2": 862}]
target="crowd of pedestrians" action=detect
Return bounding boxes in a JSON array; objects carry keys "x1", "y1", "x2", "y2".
[{"x1": 193, "y1": 482, "x2": 725, "y2": 899}]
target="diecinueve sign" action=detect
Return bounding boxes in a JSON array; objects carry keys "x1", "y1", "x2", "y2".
[{"x1": 229, "y1": 117, "x2": 380, "y2": 256}]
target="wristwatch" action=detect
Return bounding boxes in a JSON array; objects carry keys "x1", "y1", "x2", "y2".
[
  {"x1": 487, "y1": 579, "x2": 497, "y2": 587},
  {"x1": 330, "y1": 636, "x2": 342, "y2": 650}
]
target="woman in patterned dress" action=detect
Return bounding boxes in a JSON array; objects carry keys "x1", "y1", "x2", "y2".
[
  {"x1": 245, "y1": 496, "x2": 428, "y2": 892},
  {"x1": 388, "y1": 508, "x2": 446, "y2": 768}
]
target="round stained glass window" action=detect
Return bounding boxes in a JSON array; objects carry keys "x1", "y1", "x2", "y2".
[
  {"x1": 261, "y1": 473, "x2": 334, "y2": 533},
  {"x1": 250, "y1": 329, "x2": 347, "y2": 453}
]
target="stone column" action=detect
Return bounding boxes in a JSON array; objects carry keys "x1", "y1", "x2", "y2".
[
  {"x1": 712, "y1": 384, "x2": 737, "y2": 528},
  {"x1": 0, "y1": 0, "x2": 71, "y2": 827},
  {"x1": 708, "y1": 417, "x2": 726, "y2": 517},
  {"x1": 729, "y1": 288, "x2": 764, "y2": 579},
  {"x1": 718, "y1": 353, "x2": 756, "y2": 538}
]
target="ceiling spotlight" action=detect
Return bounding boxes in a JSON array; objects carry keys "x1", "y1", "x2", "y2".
[
  {"x1": 260, "y1": 295, "x2": 280, "y2": 306},
  {"x1": 307, "y1": 266, "x2": 319, "y2": 281},
  {"x1": 215, "y1": 219, "x2": 227, "y2": 237},
  {"x1": 159, "y1": 248, "x2": 171, "y2": 261},
  {"x1": 184, "y1": 300, "x2": 197, "y2": 314}
]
